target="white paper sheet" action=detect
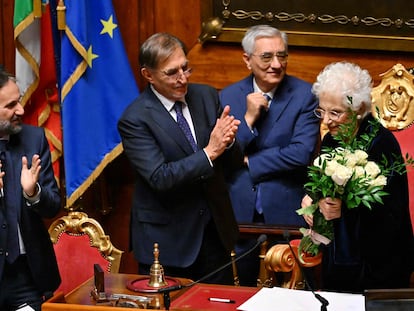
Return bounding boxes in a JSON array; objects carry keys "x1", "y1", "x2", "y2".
[{"x1": 237, "y1": 287, "x2": 365, "y2": 311}]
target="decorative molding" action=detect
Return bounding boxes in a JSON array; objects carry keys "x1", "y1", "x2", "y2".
[{"x1": 201, "y1": 0, "x2": 414, "y2": 52}]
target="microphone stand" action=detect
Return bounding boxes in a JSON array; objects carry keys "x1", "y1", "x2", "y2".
[
  {"x1": 283, "y1": 231, "x2": 329, "y2": 311},
  {"x1": 158, "y1": 234, "x2": 267, "y2": 310}
]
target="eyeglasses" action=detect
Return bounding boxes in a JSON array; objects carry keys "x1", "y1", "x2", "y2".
[
  {"x1": 160, "y1": 65, "x2": 193, "y2": 81},
  {"x1": 252, "y1": 51, "x2": 288, "y2": 64},
  {"x1": 314, "y1": 108, "x2": 345, "y2": 121}
]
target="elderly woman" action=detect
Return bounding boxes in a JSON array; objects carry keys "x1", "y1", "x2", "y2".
[{"x1": 301, "y1": 62, "x2": 414, "y2": 293}]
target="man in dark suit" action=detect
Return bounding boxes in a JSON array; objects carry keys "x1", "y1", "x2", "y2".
[
  {"x1": 0, "y1": 68, "x2": 61, "y2": 310},
  {"x1": 219, "y1": 25, "x2": 320, "y2": 285},
  {"x1": 118, "y1": 33, "x2": 242, "y2": 284}
]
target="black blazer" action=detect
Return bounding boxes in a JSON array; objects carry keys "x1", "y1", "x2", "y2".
[
  {"x1": 0, "y1": 124, "x2": 61, "y2": 294},
  {"x1": 118, "y1": 83, "x2": 242, "y2": 267}
]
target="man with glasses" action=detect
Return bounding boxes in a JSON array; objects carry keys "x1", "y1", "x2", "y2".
[
  {"x1": 219, "y1": 25, "x2": 320, "y2": 286},
  {"x1": 118, "y1": 33, "x2": 243, "y2": 284}
]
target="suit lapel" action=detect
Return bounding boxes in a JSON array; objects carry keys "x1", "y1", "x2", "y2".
[
  {"x1": 257, "y1": 79, "x2": 292, "y2": 137},
  {"x1": 145, "y1": 89, "x2": 195, "y2": 154}
]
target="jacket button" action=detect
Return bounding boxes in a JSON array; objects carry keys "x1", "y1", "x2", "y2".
[
  {"x1": 252, "y1": 186, "x2": 256, "y2": 191},
  {"x1": 1, "y1": 223, "x2": 6, "y2": 229},
  {"x1": 0, "y1": 249, "x2": 4, "y2": 255}
]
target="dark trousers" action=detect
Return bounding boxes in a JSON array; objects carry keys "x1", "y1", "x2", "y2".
[
  {"x1": 0, "y1": 255, "x2": 44, "y2": 311},
  {"x1": 139, "y1": 220, "x2": 234, "y2": 285}
]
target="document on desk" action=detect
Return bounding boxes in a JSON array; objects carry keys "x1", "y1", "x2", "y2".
[{"x1": 237, "y1": 287, "x2": 365, "y2": 311}]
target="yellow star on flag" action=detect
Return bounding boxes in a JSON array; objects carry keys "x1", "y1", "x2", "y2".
[
  {"x1": 100, "y1": 15, "x2": 117, "y2": 38},
  {"x1": 87, "y1": 45, "x2": 99, "y2": 68}
]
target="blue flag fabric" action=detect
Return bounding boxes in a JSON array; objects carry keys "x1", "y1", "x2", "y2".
[{"x1": 61, "y1": 0, "x2": 139, "y2": 207}]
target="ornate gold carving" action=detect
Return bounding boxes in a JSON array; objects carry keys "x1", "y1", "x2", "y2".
[
  {"x1": 319, "y1": 14, "x2": 350, "y2": 25},
  {"x1": 264, "y1": 243, "x2": 321, "y2": 289},
  {"x1": 219, "y1": 1, "x2": 414, "y2": 29},
  {"x1": 48, "y1": 211, "x2": 123, "y2": 272},
  {"x1": 371, "y1": 64, "x2": 414, "y2": 131}
]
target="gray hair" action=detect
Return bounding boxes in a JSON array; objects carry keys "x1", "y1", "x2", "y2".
[
  {"x1": 139, "y1": 32, "x2": 187, "y2": 69},
  {"x1": 312, "y1": 62, "x2": 372, "y2": 117},
  {"x1": 241, "y1": 25, "x2": 288, "y2": 55}
]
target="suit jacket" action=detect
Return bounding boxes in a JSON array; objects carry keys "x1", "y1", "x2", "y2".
[
  {"x1": 220, "y1": 74, "x2": 319, "y2": 226},
  {"x1": 0, "y1": 125, "x2": 61, "y2": 294},
  {"x1": 118, "y1": 83, "x2": 241, "y2": 267}
]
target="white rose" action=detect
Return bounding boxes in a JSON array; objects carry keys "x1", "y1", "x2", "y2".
[
  {"x1": 344, "y1": 152, "x2": 359, "y2": 168},
  {"x1": 324, "y1": 160, "x2": 340, "y2": 176},
  {"x1": 354, "y1": 150, "x2": 368, "y2": 164},
  {"x1": 331, "y1": 164, "x2": 353, "y2": 186},
  {"x1": 345, "y1": 149, "x2": 368, "y2": 167},
  {"x1": 364, "y1": 161, "x2": 381, "y2": 178},
  {"x1": 353, "y1": 165, "x2": 366, "y2": 179},
  {"x1": 368, "y1": 175, "x2": 387, "y2": 188}
]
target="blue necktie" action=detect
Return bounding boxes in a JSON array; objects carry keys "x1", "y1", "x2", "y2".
[
  {"x1": 174, "y1": 102, "x2": 198, "y2": 152},
  {"x1": 254, "y1": 94, "x2": 272, "y2": 217},
  {"x1": 0, "y1": 140, "x2": 20, "y2": 263},
  {"x1": 263, "y1": 93, "x2": 272, "y2": 103}
]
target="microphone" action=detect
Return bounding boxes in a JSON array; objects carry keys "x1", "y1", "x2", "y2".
[
  {"x1": 158, "y1": 234, "x2": 267, "y2": 309},
  {"x1": 283, "y1": 230, "x2": 329, "y2": 311}
]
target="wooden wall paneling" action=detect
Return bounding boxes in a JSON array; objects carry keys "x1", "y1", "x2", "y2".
[
  {"x1": 0, "y1": 0, "x2": 3, "y2": 66},
  {"x1": 187, "y1": 43, "x2": 414, "y2": 90},
  {"x1": 112, "y1": 0, "x2": 140, "y2": 89},
  {"x1": 0, "y1": 0, "x2": 15, "y2": 72},
  {"x1": 152, "y1": 0, "x2": 201, "y2": 51}
]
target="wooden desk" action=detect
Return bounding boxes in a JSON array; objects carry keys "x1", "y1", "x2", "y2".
[
  {"x1": 42, "y1": 273, "x2": 192, "y2": 310},
  {"x1": 42, "y1": 273, "x2": 259, "y2": 311}
]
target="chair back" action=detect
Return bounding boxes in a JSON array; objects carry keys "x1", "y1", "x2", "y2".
[{"x1": 48, "y1": 211, "x2": 123, "y2": 294}]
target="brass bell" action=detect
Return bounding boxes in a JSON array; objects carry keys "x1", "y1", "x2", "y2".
[{"x1": 147, "y1": 243, "x2": 168, "y2": 287}]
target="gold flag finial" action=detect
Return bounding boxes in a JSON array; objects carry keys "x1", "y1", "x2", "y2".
[
  {"x1": 57, "y1": 0, "x2": 66, "y2": 30},
  {"x1": 33, "y1": 0, "x2": 42, "y2": 18}
]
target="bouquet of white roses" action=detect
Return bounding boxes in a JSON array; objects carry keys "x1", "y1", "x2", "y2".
[
  {"x1": 296, "y1": 146, "x2": 388, "y2": 257},
  {"x1": 296, "y1": 103, "x2": 411, "y2": 259}
]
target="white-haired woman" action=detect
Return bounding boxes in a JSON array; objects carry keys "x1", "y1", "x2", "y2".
[{"x1": 301, "y1": 62, "x2": 414, "y2": 292}]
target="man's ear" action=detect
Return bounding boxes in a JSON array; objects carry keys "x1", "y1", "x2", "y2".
[
  {"x1": 141, "y1": 67, "x2": 154, "y2": 83},
  {"x1": 243, "y1": 53, "x2": 252, "y2": 70}
]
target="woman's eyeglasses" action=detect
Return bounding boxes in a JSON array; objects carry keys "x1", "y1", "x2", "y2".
[{"x1": 314, "y1": 108, "x2": 345, "y2": 121}]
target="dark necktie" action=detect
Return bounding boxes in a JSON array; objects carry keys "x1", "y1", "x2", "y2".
[
  {"x1": 254, "y1": 94, "x2": 272, "y2": 216},
  {"x1": 174, "y1": 101, "x2": 198, "y2": 152},
  {"x1": 0, "y1": 140, "x2": 20, "y2": 263},
  {"x1": 263, "y1": 93, "x2": 272, "y2": 103}
]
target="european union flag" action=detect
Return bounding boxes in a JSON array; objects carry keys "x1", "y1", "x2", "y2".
[{"x1": 60, "y1": 0, "x2": 139, "y2": 207}]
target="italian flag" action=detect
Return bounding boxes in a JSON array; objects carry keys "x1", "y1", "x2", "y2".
[{"x1": 14, "y1": 0, "x2": 62, "y2": 185}]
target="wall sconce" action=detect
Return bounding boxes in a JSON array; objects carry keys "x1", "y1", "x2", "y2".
[{"x1": 198, "y1": 17, "x2": 225, "y2": 45}]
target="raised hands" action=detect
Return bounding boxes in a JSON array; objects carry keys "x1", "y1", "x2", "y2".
[
  {"x1": 205, "y1": 105, "x2": 240, "y2": 161},
  {"x1": 20, "y1": 154, "x2": 41, "y2": 197}
]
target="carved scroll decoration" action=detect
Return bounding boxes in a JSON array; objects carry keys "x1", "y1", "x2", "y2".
[
  {"x1": 48, "y1": 211, "x2": 123, "y2": 272},
  {"x1": 372, "y1": 64, "x2": 414, "y2": 131},
  {"x1": 220, "y1": 0, "x2": 414, "y2": 29}
]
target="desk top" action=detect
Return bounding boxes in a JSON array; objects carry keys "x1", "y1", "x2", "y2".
[
  {"x1": 171, "y1": 283, "x2": 259, "y2": 311},
  {"x1": 42, "y1": 273, "x2": 259, "y2": 311}
]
